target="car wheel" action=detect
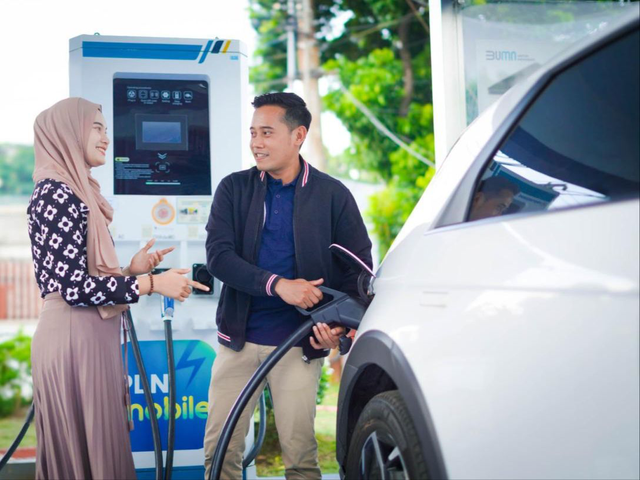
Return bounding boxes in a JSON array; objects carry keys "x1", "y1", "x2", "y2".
[{"x1": 345, "y1": 390, "x2": 429, "y2": 480}]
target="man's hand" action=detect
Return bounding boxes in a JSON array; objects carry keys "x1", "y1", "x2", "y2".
[
  {"x1": 310, "y1": 323, "x2": 345, "y2": 350},
  {"x1": 274, "y1": 278, "x2": 324, "y2": 309}
]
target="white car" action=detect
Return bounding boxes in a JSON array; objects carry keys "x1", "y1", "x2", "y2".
[{"x1": 337, "y1": 8, "x2": 639, "y2": 480}]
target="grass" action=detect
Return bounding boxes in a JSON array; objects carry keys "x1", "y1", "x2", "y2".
[
  {"x1": 256, "y1": 383, "x2": 340, "y2": 477},
  {"x1": 0, "y1": 406, "x2": 36, "y2": 450}
]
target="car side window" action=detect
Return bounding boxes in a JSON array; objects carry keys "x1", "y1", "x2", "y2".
[{"x1": 466, "y1": 29, "x2": 639, "y2": 223}]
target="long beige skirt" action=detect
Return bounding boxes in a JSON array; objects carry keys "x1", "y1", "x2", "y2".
[{"x1": 31, "y1": 293, "x2": 136, "y2": 480}]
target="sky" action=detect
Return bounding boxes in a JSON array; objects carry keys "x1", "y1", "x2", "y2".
[{"x1": 0, "y1": 0, "x2": 350, "y2": 154}]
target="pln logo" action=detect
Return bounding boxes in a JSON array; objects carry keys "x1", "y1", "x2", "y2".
[{"x1": 123, "y1": 339, "x2": 216, "y2": 451}]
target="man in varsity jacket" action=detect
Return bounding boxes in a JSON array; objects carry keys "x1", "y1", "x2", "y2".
[{"x1": 203, "y1": 92, "x2": 372, "y2": 480}]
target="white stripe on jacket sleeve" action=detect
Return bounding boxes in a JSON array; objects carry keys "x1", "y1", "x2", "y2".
[{"x1": 266, "y1": 274, "x2": 278, "y2": 296}]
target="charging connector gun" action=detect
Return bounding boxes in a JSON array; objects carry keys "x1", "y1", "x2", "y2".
[{"x1": 296, "y1": 286, "x2": 366, "y2": 355}]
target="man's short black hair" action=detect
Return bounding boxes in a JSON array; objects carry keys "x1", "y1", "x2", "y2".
[
  {"x1": 252, "y1": 92, "x2": 312, "y2": 131},
  {"x1": 479, "y1": 176, "x2": 521, "y2": 198}
]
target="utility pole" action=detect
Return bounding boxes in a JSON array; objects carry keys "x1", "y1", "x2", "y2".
[
  {"x1": 298, "y1": 0, "x2": 326, "y2": 171},
  {"x1": 286, "y1": 0, "x2": 297, "y2": 90}
]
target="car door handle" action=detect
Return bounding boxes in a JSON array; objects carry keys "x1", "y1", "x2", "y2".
[{"x1": 420, "y1": 291, "x2": 449, "y2": 308}]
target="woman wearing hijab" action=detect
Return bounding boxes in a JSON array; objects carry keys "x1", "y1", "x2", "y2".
[{"x1": 27, "y1": 97, "x2": 209, "y2": 479}]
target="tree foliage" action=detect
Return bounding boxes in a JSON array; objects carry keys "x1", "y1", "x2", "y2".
[
  {"x1": 249, "y1": 0, "x2": 435, "y2": 258},
  {"x1": 0, "y1": 331, "x2": 32, "y2": 417},
  {"x1": 0, "y1": 144, "x2": 35, "y2": 196},
  {"x1": 249, "y1": 1, "x2": 289, "y2": 92}
]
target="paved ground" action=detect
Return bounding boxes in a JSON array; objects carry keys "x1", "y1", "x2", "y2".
[
  {"x1": 261, "y1": 476, "x2": 339, "y2": 480},
  {"x1": 0, "y1": 460, "x2": 340, "y2": 480}
]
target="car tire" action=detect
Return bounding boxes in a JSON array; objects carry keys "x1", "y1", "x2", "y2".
[{"x1": 345, "y1": 390, "x2": 429, "y2": 480}]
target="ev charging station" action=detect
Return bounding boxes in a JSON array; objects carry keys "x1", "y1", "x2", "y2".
[
  {"x1": 428, "y1": 0, "x2": 634, "y2": 168},
  {"x1": 69, "y1": 35, "x2": 251, "y2": 478}
]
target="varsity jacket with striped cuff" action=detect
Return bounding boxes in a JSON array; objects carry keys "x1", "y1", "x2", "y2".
[{"x1": 205, "y1": 156, "x2": 373, "y2": 360}]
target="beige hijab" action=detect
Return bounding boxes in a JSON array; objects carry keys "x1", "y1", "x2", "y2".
[{"x1": 33, "y1": 97, "x2": 127, "y2": 319}]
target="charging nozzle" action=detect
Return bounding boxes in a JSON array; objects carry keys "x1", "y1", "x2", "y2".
[
  {"x1": 162, "y1": 296, "x2": 175, "y2": 320},
  {"x1": 295, "y1": 286, "x2": 366, "y2": 330}
]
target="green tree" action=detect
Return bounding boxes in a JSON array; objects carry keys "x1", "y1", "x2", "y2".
[
  {"x1": 249, "y1": 0, "x2": 435, "y2": 258},
  {"x1": 249, "y1": 1, "x2": 289, "y2": 91},
  {"x1": 0, "y1": 144, "x2": 35, "y2": 196}
]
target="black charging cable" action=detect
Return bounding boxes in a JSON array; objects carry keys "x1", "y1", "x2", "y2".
[
  {"x1": 0, "y1": 403, "x2": 35, "y2": 472},
  {"x1": 162, "y1": 297, "x2": 176, "y2": 480},
  {"x1": 209, "y1": 285, "x2": 367, "y2": 480},
  {"x1": 209, "y1": 319, "x2": 315, "y2": 480},
  {"x1": 242, "y1": 392, "x2": 267, "y2": 470},
  {"x1": 125, "y1": 308, "x2": 164, "y2": 480}
]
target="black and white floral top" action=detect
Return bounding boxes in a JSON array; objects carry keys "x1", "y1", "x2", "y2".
[{"x1": 27, "y1": 179, "x2": 139, "y2": 307}]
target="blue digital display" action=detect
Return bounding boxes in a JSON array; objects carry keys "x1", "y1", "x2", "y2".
[{"x1": 142, "y1": 121, "x2": 182, "y2": 144}]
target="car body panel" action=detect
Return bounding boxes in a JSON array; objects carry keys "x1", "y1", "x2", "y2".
[{"x1": 358, "y1": 200, "x2": 639, "y2": 479}]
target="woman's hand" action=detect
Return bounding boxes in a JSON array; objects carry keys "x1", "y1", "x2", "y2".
[
  {"x1": 154, "y1": 268, "x2": 210, "y2": 302},
  {"x1": 126, "y1": 238, "x2": 175, "y2": 276}
]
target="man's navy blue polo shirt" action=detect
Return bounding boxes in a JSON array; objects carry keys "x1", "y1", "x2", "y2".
[{"x1": 246, "y1": 172, "x2": 303, "y2": 346}]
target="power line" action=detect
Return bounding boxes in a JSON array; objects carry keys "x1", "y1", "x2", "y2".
[
  {"x1": 254, "y1": 33, "x2": 428, "y2": 66},
  {"x1": 334, "y1": 80, "x2": 435, "y2": 168},
  {"x1": 319, "y1": 12, "x2": 417, "y2": 51},
  {"x1": 253, "y1": 10, "x2": 429, "y2": 62},
  {"x1": 253, "y1": 10, "x2": 412, "y2": 40},
  {"x1": 406, "y1": 0, "x2": 430, "y2": 35},
  {"x1": 255, "y1": 72, "x2": 436, "y2": 167}
]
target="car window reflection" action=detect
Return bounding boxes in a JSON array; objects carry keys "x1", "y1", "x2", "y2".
[{"x1": 465, "y1": 29, "x2": 639, "y2": 224}]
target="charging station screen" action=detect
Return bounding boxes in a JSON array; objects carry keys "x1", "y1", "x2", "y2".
[
  {"x1": 113, "y1": 77, "x2": 211, "y2": 196},
  {"x1": 135, "y1": 114, "x2": 188, "y2": 151},
  {"x1": 143, "y1": 121, "x2": 182, "y2": 144}
]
